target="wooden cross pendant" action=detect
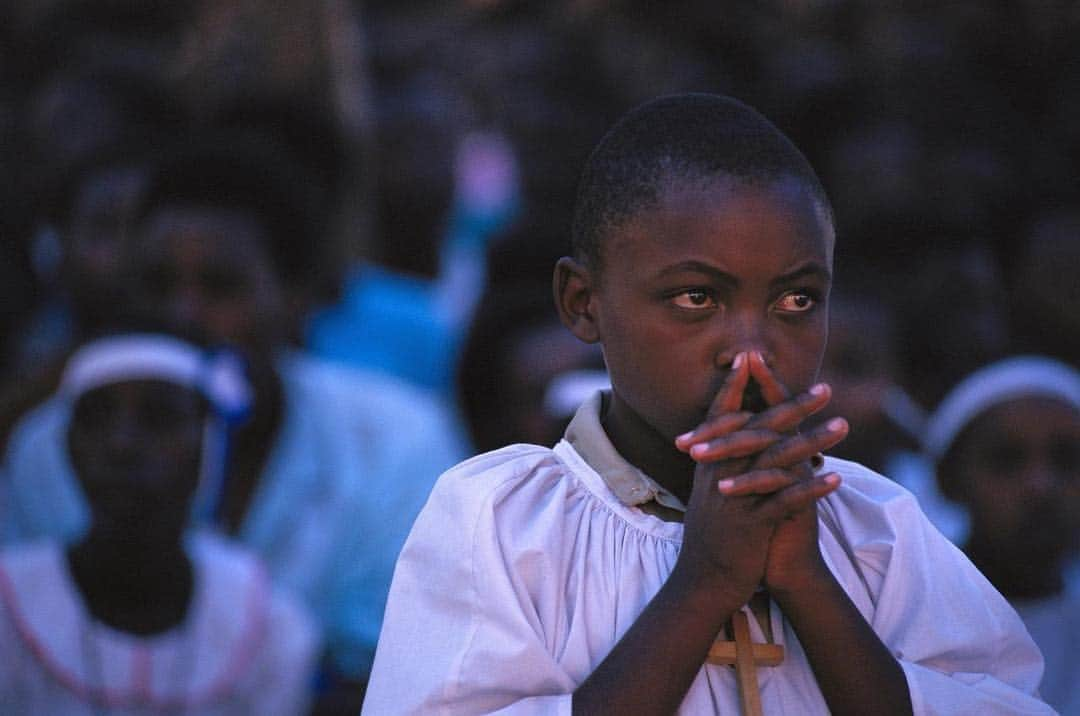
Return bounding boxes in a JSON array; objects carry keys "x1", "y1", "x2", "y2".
[{"x1": 706, "y1": 598, "x2": 784, "y2": 716}]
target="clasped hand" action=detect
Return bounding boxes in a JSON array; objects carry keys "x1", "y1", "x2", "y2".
[{"x1": 672, "y1": 351, "x2": 848, "y2": 607}]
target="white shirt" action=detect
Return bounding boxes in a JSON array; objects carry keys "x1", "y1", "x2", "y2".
[
  {"x1": 0, "y1": 533, "x2": 318, "y2": 715},
  {"x1": 1015, "y1": 592, "x2": 1080, "y2": 715},
  {"x1": 364, "y1": 394, "x2": 1052, "y2": 715}
]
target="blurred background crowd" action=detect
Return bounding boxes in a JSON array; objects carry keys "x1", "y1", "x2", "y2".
[{"x1": 0, "y1": 1, "x2": 1077, "y2": 714}]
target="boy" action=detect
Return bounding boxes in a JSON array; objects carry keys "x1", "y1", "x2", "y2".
[{"x1": 363, "y1": 94, "x2": 1049, "y2": 714}]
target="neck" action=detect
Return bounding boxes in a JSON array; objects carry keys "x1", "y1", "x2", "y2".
[
  {"x1": 68, "y1": 528, "x2": 194, "y2": 635},
  {"x1": 601, "y1": 392, "x2": 697, "y2": 503}
]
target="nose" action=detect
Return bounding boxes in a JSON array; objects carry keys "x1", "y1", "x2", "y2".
[
  {"x1": 713, "y1": 308, "x2": 772, "y2": 368},
  {"x1": 103, "y1": 413, "x2": 140, "y2": 457},
  {"x1": 1019, "y1": 457, "x2": 1065, "y2": 502},
  {"x1": 165, "y1": 281, "x2": 208, "y2": 327}
]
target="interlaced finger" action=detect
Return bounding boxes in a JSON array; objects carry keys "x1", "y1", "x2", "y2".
[
  {"x1": 675, "y1": 411, "x2": 752, "y2": 452},
  {"x1": 745, "y1": 383, "x2": 831, "y2": 435},
  {"x1": 748, "y1": 351, "x2": 789, "y2": 406},
  {"x1": 687, "y1": 428, "x2": 782, "y2": 462},
  {"x1": 752, "y1": 418, "x2": 849, "y2": 470},
  {"x1": 756, "y1": 472, "x2": 841, "y2": 522},
  {"x1": 715, "y1": 468, "x2": 799, "y2": 497},
  {"x1": 705, "y1": 351, "x2": 750, "y2": 419}
]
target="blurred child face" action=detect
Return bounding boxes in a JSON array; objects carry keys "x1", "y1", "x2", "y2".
[
  {"x1": 506, "y1": 322, "x2": 604, "y2": 448},
  {"x1": 589, "y1": 176, "x2": 833, "y2": 442},
  {"x1": 131, "y1": 205, "x2": 285, "y2": 352},
  {"x1": 951, "y1": 397, "x2": 1080, "y2": 558},
  {"x1": 68, "y1": 380, "x2": 206, "y2": 541},
  {"x1": 63, "y1": 166, "x2": 145, "y2": 318}
]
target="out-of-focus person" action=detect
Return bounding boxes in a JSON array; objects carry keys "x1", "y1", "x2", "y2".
[
  {"x1": 926, "y1": 356, "x2": 1080, "y2": 715},
  {"x1": 0, "y1": 332, "x2": 318, "y2": 714},
  {"x1": 1, "y1": 135, "x2": 468, "y2": 711}
]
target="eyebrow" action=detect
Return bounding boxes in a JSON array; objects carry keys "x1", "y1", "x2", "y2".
[
  {"x1": 652, "y1": 260, "x2": 832, "y2": 287},
  {"x1": 771, "y1": 262, "x2": 833, "y2": 288},
  {"x1": 653, "y1": 260, "x2": 739, "y2": 285}
]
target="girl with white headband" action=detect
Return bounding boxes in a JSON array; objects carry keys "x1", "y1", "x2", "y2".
[
  {"x1": 0, "y1": 333, "x2": 317, "y2": 714},
  {"x1": 926, "y1": 355, "x2": 1080, "y2": 715}
]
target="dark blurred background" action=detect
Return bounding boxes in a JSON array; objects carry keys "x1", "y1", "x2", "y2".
[
  {"x1": 1, "y1": 3, "x2": 1078, "y2": 712},
  {"x1": 2, "y1": 0, "x2": 1076, "y2": 425}
]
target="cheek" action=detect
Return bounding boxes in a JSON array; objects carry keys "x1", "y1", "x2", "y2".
[
  {"x1": 168, "y1": 443, "x2": 203, "y2": 476},
  {"x1": 166, "y1": 427, "x2": 204, "y2": 462},
  {"x1": 601, "y1": 319, "x2": 718, "y2": 433},
  {"x1": 205, "y1": 299, "x2": 260, "y2": 343},
  {"x1": 774, "y1": 322, "x2": 828, "y2": 393},
  {"x1": 965, "y1": 477, "x2": 1032, "y2": 532}
]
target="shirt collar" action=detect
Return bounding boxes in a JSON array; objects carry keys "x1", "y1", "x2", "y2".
[{"x1": 564, "y1": 391, "x2": 687, "y2": 512}]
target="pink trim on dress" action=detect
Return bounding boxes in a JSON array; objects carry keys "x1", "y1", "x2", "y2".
[
  {"x1": 185, "y1": 561, "x2": 270, "y2": 708},
  {"x1": 0, "y1": 550, "x2": 272, "y2": 710},
  {"x1": 133, "y1": 645, "x2": 152, "y2": 703},
  {"x1": 0, "y1": 560, "x2": 131, "y2": 707}
]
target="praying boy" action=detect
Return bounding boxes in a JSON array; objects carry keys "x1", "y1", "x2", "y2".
[{"x1": 363, "y1": 94, "x2": 1050, "y2": 714}]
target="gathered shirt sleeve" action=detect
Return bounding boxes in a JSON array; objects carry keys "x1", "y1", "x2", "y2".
[{"x1": 363, "y1": 447, "x2": 579, "y2": 715}]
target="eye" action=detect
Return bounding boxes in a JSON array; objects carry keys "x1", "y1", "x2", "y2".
[
  {"x1": 200, "y1": 266, "x2": 247, "y2": 299},
  {"x1": 138, "y1": 264, "x2": 177, "y2": 298},
  {"x1": 1050, "y1": 439, "x2": 1079, "y2": 475},
  {"x1": 671, "y1": 288, "x2": 718, "y2": 310},
  {"x1": 774, "y1": 290, "x2": 817, "y2": 313}
]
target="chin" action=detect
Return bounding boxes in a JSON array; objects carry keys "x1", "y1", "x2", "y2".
[{"x1": 105, "y1": 513, "x2": 183, "y2": 539}]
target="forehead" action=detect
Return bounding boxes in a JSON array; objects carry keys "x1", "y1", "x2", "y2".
[
  {"x1": 961, "y1": 396, "x2": 1080, "y2": 443},
  {"x1": 73, "y1": 379, "x2": 204, "y2": 414},
  {"x1": 605, "y1": 176, "x2": 834, "y2": 276}
]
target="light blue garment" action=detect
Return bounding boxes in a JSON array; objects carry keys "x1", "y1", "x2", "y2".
[
  {"x1": 306, "y1": 187, "x2": 518, "y2": 396},
  {"x1": 884, "y1": 449, "x2": 970, "y2": 546},
  {"x1": 0, "y1": 351, "x2": 468, "y2": 677},
  {"x1": 307, "y1": 265, "x2": 458, "y2": 394}
]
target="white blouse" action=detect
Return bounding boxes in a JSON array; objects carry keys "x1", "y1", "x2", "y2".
[
  {"x1": 364, "y1": 436, "x2": 1052, "y2": 715},
  {"x1": 0, "y1": 533, "x2": 318, "y2": 715}
]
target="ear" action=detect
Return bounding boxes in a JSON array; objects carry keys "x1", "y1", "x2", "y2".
[{"x1": 553, "y1": 256, "x2": 600, "y2": 344}]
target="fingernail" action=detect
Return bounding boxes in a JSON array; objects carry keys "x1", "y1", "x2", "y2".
[
  {"x1": 810, "y1": 383, "x2": 828, "y2": 397},
  {"x1": 733, "y1": 353, "x2": 745, "y2": 369},
  {"x1": 824, "y1": 473, "x2": 840, "y2": 487},
  {"x1": 827, "y1": 418, "x2": 846, "y2": 432},
  {"x1": 717, "y1": 478, "x2": 734, "y2": 492},
  {"x1": 675, "y1": 431, "x2": 695, "y2": 444},
  {"x1": 690, "y1": 443, "x2": 709, "y2": 458}
]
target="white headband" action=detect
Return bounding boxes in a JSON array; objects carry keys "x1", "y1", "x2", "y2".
[
  {"x1": 923, "y1": 355, "x2": 1080, "y2": 462},
  {"x1": 60, "y1": 334, "x2": 252, "y2": 420}
]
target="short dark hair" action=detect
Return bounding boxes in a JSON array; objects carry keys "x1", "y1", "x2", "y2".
[{"x1": 570, "y1": 93, "x2": 833, "y2": 270}]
